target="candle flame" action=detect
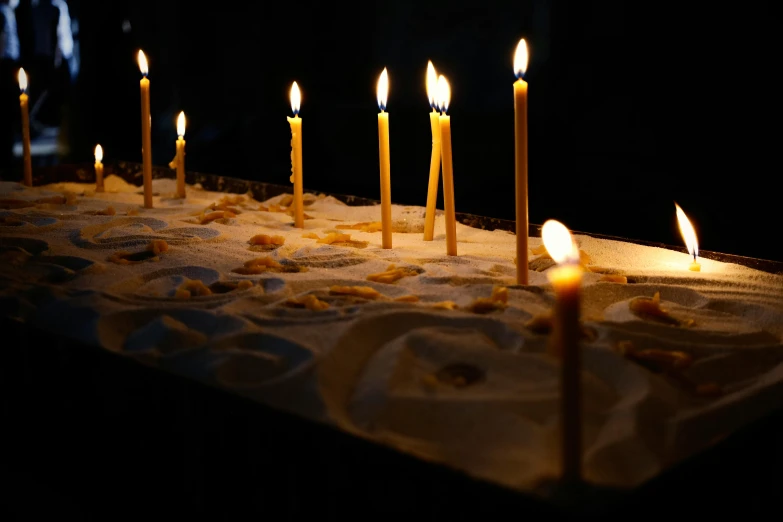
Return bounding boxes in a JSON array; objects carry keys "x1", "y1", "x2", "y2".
[
  {"x1": 94, "y1": 144, "x2": 103, "y2": 163},
  {"x1": 290, "y1": 81, "x2": 301, "y2": 115},
  {"x1": 18, "y1": 68, "x2": 27, "y2": 92},
  {"x1": 436, "y1": 75, "x2": 450, "y2": 114},
  {"x1": 426, "y1": 61, "x2": 438, "y2": 109},
  {"x1": 514, "y1": 39, "x2": 528, "y2": 79},
  {"x1": 675, "y1": 203, "x2": 699, "y2": 260},
  {"x1": 138, "y1": 50, "x2": 148, "y2": 76},
  {"x1": 541, "y1": 219, "x2": 579, "y2": 264},
  {"x1": 177, "y1": 111, "x2": 186, "y2": 137},
  {"x1": 377, "y1": 68, "x2": 389, "y2": 111}
]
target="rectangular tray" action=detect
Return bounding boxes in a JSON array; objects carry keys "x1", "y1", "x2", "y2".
[{"x1": 2, "y1": 162, "x2": 781, "y2": 518}]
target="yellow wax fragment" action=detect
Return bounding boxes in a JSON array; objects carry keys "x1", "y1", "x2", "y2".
[
  {"x1": 329, "y1": 285, "x2": 381, "y2": 300},
  {"x1": 317, "y1": 233, "x2": 352, "y2": 245},
  {"x1": 599, "y1": 274, "x2": 628, "y2": 284},
  {"x1": 285, "y1": 294, "x2": 330, "y2": 311},
  {"x1": 249, "y1": 234, "x2": 286, "y2": 246}
]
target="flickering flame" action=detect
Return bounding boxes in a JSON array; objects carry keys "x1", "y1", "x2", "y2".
[
  {"x1": 177, "y1": 111, "x2": 186, "y2": 137},
  {"x1": 94, "y1": 144, "x2": 103, "y2": 163},
  {"x1": 436, "y1": 75, "x2": 450, "y2": 113},
  {"x1": 541, "y1": 219, "x2": 579, "y2": 264},
  {"x1": 675, "y1": 203, "x2": 699, "y2": 260},
  {"x1": 18, "y1": 68, "x2": 27, "y2": 92},
  {"x1": 138, "y1": 50, "x2": 148, "y2": 76},
  {"x1": 290, "y1": 82, "x2": 301, "y2": 115},
  {"x1": 426, "y1": 61, "x2": 438, "y2": 109},
  {"x1": 514, "y1": 39, "x2": 528, "y2": 79},
  {"x1": 377, "y1": 68, "x2": 389, "y2": 111}
]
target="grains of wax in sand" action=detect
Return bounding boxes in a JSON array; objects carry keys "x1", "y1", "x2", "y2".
[
  {"x1": 524, "y1": 312, "x2": 599, "y2": 342},
  {"x1": 175, "y1": 279, "x2": 254, "y2": 299},
  {"x1": 630, "y1": 292, "x2": 695, "y2": 327},
  {"x1": 366, "y1": 264, "x2": 419, "y2": 284},
  {"x1": 527, "y1": 247, "x2": 593, "y2": 272},
  {"x1": 465, "y1": 285, "x2": 509, "y2": 314},
  {"x1": 1, "y1": 193, "x2": 77, "y2": 209},
  {"x1": 83, "y1": 206, "x2": 116, "y2": 216},
  {"x1": 329, "y1": 285, "x2": 382, "y2": 300},
  {"x1": 614, "y1": 340, "x2": 721, "y2": 397},
  {"x1": 108, "y1": 239, "x2": 169, "y2": 265},
  {"x1": 248, "y1": 234, "x2": 285, "y2": 246},
  {"x1": 232, "y1": 256, "x2": 306, "y2": 275},
  {"x1": 284, "y1": 294, "x2": 330, "y2": 310},
  {"x1": 335, "y1": 221, "x2": 383, "y2": 233},
  {"x1": 198, "y1": 210, "x2": 236, "y2": 224}
]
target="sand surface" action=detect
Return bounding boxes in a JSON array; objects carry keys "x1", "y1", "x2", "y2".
[{"x1": 1, "y1": 176, "x2": 782, "y2": 490}]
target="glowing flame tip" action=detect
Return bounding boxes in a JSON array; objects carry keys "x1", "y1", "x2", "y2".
[
  {"x1": 290, "y1": 81, "x2": 301, "y2": 115},
  {"x1": 377, "y1": 68, "x2": 389, "y2": 111},
  {"x1": 177, "y1": 111, "x2": 186, "y2": 137},
  {"x1": 514, "y1": 38, "x2": 528, "y2": 79},
  {"x1": 94, "y1": 144, "x2": 103, "y2": 163},
  {"x1": 541, "y1": 219, "x2": 579, "y2": 264},
  {"x1": 138, "y1": 50, "x2": 148, "y2": 76},
  {"x1": 436, "y1": 75, "x2": 450, "y2": 114},
  {"x1": 426, "y1": 61, "x2": 437, "y2": 108},
  {"x1": 18, "y1": 68, "x2": 27, "y2": 92},
  {"x1": 675, "y1": 203, "x2": 699, "y2": 260}
]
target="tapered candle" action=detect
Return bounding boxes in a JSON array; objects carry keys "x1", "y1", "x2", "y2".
[
  {"x1": 423, "y1": 61, "x2": 442, "y2": 241},
  {"x1": 436, "y1": 75, "x2": 457, "y2": 256},
  {"x1": 287, "y1": 82, "x2": 304, "y2": 228},
  {"x1": 514, "y1": 39, "x2": 530, "y2": 285},
  {"x1": 675, "y1": 203, "x2": 701, "y2": 272},
  {"x1": 175, "y1": 111, "x2": 186, "y2": 198},
  {"x1": 138, "y1": 50, "x2": 153, "y2": 208},
  {"x1": 542, "y1": 219, "x2": 583, "y2": 483},
  {"x1": 18, "y1": 68, "x2": 32, "y2": 187},
  {"x1": 377, "y1": 68, "x2": 392, "y2": 249},
  {"x1": 94, "y1": 144, "x2": 104, "y2": 192}
]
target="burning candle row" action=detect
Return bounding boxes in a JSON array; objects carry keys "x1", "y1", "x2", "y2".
[
  {"x1": 12, "y1": 43, "x2": 702, "y2": 272},
  {"x1": 11, "y1": 42, "x2": 705, "y2": 486}
]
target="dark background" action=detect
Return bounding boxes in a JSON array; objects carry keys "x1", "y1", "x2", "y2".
[{"x1": 6, "y1": 1, "x2": 782, "y2": 261}]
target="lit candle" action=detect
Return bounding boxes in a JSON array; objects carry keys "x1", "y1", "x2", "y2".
[
  {"x1": 514, "y1": 39, "x2": 530, "y2": 285},
  {"x1": 377, "y1": 68, "x2": 392, "y2": 249},
  {"x1": 437, "y1": 75, "x2": 457, "y2": 256},
  {"x1": 675, "y1": 203, "x2": 701, "y2": 271},
  {"x1": 138, "y1": 50, "x2": 153, "y2": 208},
  {"x1": 423, "y1": 61, "x2": 442, "y2": 241},
  {"x1": 175, "y1": 111, "x2": 186, "y2": 198},
  {"x1": 94, "y1": 144, "x2": 104, "y2": 192},
  {"x1": 541, "y1": 219, "x2": 583, "y2": 483},
  {"x1": 287, "y1": 82, "x2": 304, "y2": 228},
  {"x1": 18, "y1": 68, "x2": 32, "y2": 187}
]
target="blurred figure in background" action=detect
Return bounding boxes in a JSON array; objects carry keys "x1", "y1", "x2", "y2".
[
  {"x1": 25, "y1": 0, "x2": 74, "y2": 132},
  {"x1": 0, "y1": 0, "x2": 20, "y2": 177}
]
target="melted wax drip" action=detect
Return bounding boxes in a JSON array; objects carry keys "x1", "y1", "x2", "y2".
[{"x1": 289, "y1": 136, "x2": 296, "y2": 184}]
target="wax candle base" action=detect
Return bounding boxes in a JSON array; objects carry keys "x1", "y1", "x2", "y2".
[{"x1": 689, "y1": 261, "x2": 701, "y2": 272}]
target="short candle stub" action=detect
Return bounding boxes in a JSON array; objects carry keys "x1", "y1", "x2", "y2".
[{"x1": 689, "y1": 261, "x2": 701, "y2": 272}]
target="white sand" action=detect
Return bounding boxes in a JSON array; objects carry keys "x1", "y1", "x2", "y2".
[{"x1": 1, "y1": 175, "x2": 782, "y2": 491}]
